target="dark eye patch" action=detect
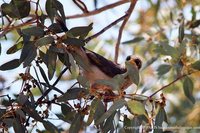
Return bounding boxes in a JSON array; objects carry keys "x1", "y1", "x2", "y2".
[
  {"x1": 134, "y1": 58, "x2": 142, "y2": 69},
  {"x1": 126, "y1": 55, "x2": 131, "y2": 61}
]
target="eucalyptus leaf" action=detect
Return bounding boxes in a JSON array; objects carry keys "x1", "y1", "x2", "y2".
[
  {"x1": 0, "y1": 43, "x2": 1, "y2": 55},
  {"x1": 67, "y1": 23, "x2": 93, "y2": 38},
  {"x1": 34, "y1": 36, "x2": 54, "y2": 47},
  {"x1": 7, "y1": 41, "x2": 23, "y2": 54},
  {"x1": 95, "y1": 99, "x2": 126, "y2": 125},
  {"x1": 22, "y1": 27, "x2": 44, "y2": 37},
  {"x1": 127, "y1": 100, "x2": 146, "y2": 116},
  {"x1": 191, "y1": 60, "x2": 200, "y2": 70},
  {"x1": 157, "y1": 64, "x2": 171, "y2": 77},
  {"x1": 154, "y1": 107, "x2": 167, "y2": 133},
  {"x1": 45, "y1": 0, "x2": 56, "y2": 23},
  {"x1": 69, "y1": 113, "x2": 83, "y2": 133},
  {"x1": 87, "y1": 99, "x2": 100, "y2": 125},
  {"x1": 43, "y1": 121, "x2": 59, "y2": 133},
  {"x1": 0, "y1": 59, "x2": 20, "y2": 71},
  {"x1": 1, "y1": 0, "x2": 30, "y2": 19},
  {"x1": 47, "y1": 48, "x2": 57, "y2": 80},
  {"x1": 20, "y1": 41, "x2": 36, "y2": 64},
  {"x1": 48, "y1": 23, "x2": 63, "y2": 33},
  {"x1": 122, "y1": 37, "x2": 144, "y2": 44},
  {"x1": 178, "y1": 20, "x2": 184, "y2": 43},
  {"x1": 57, "y1": 88, "x2": 88, "y2": 102},
  {"x1": 13, "y1": 118, "x2": 25, "y2": 133},
  {"x1": 63, "y1": 37, "x2": 85, "y2": 47},
  {"x1": 183, "y1": 76, "x2": 195, "y2": 104}
]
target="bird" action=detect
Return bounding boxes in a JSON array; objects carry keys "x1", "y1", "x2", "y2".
[{"x1": 66, "y1": 45, "x2": 142, "y2": 100}]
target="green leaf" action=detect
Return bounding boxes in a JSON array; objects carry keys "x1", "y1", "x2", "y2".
[
  {"x1": 0, "y1": 43, "x2": 1, "y2": 55},
  {"x1": 61, "y1": 103, "x2": 71, "y2": 116},
  {"x1": 71, "y1": 51, "x2": 90, "y2": 71},
  {"x1": 34, "y1": 36, "x2": 54, "y2": 47},
  {"x1": 157, "y1": 64, "x2": 171, "y2": 77},
  {"x1": 178, "y1": 20, "x2": 185, "y2": 43},
  {"x1": 103, "y1": 111, "x2": 116, "y2": 133},
  {"x1": 57, "y1": 104, "x2": 76, "y2": 123},
  {"x1": 191, "y1": 7, "x2": 196, "y2": 21},
  {"x1": 87, "y1": 99, "x2": 100, "y2": 125},
  {"x1": 43, "y1": 121, "x2": 59, "y2": 133},
  {"x1": 31, "y1": 88, "x2": 42, "y2": 96},
  {"x1": 1, "y1": 3, "x2": 18, "y2": 18},
  {"x1": 57, "y1": 88, "x2": 88, "y2": 102},
  {"x1": 23, "y1": 46, "x2": 37, "y2": 68},
  {"x1": 126, "y1": 61, "x2": 140, "y2": 85},
  {"x1": 54, "y1": 0, "x2": 66, "y2": 23},
  {"x1": 183, "y1": 76, "x2": 195, "y2": 104},
  {"x1": 94, "y1": 100, "x2": 105, "y2": 125},
  {"x1": 17, "y1": 94, "x2": 28, "y2": 105},
  {"x1": 63, "y1": 37, "x2": 85, "y2": 46},
  {"x1": 124, "y1": 115, "x2": 141, "y2": 133},
  {"x1": 47, "y1": 48, "x2": 57, "y2": 80},
  {"x1": 191, "y1": 60, "x2": 200, "y2": 70},
  {"x1": 69, "y1": 114, "x2": 83, "y2": 133},
  {"x1": 48, "y1": 23, "x2": 63, "y2": 33},
  {"x1": 127, "y1": 100, "x2": 146, "y2": 116},
  {"x1": 142, "y1": 56, "x2": 158, "y2": 70},
  {"x1": 67, "y1": 23, "x2": 93, "y2": 38},
  {"x1": 189, "y1": 20, "x2": 200, "y2": 28},
  {"x1": 1, "y1": 0, "x2": 30, "y2": 19},
  {"x1": 95, "y1": 99, "x2": 126, "y2": 125},
  {"x1": 58, "y1": 53, "x2": 71, "y2": 68},
  {"x1": 39, "y1": 50, "x2": 48, "y2": 65},
  {"x1": 22, "y1": 27, "x2": 44, "y2": 37},
  {"x1": 154, "y1": 42, "x2": 178, "y2": 58},
  {"x1": 22, "y1": 105, "x2": 43, "y2": 122},
  {"x1": 6, "y1": 41, "x2": 23, "y2": 54},
  {"x1": 154, "y1": 108, "x2": 167, "y2": 133},
  {"x1": 0, "y1": 59, "x2": 20, "y2": 71},
  {"x1": 77, "y1": 75, "x2": 90, "y2": 88},
  {"x1": 122, "y1": 37, "x2": 144, "y2": 44},
  {"x1": 45, "y1": 0, "x2": 56, "y2": 23},
  {"x1": 20, "y1": 41, "x2": 37, "y2": 67},
  {"x1": 49, "y1": 45, "x2": 66, "y2": 53},
  {"x1": 13, "y1": 118, "x2": 25, "y2": 133}
]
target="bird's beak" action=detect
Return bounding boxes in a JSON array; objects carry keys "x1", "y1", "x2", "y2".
[{"x1": 129, "y1": 59, "x2": 137, "y2": 67}]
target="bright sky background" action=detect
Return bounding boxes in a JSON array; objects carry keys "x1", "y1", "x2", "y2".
[{"x1": 0, "y1": 0, "x2": 197, "y2": 132}]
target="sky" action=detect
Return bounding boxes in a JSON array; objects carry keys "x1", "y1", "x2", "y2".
[{"x1": 1, "y1": 0, "x2": 198, "y2": 132}]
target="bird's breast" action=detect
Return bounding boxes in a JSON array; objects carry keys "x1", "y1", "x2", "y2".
[{"x1": 81, "y1": 65, "x2": 112, "y2": 85}]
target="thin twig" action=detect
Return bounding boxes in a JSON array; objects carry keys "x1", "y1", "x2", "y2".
[
  {"x1": 149, "y1": 74, "x2": 187, "y2": 98},
  {"x1": 66, "y1": 0, "x2": 129, "y2": 19},
  {"x1": 0, "y1": 16, "x2": 36, "y2": 38},
  {"x1": 72, "y1": 0, "x2": 89, "y2": 13},
  {"x1": 85, "y1": 14, "x2": 128, "y2": 42},
  {"x1": 53, "y1": 67, "x2": 68, "y2": 87},
  {"x1": 114, "y1": 0, "x2": 138, "y2": 63}
]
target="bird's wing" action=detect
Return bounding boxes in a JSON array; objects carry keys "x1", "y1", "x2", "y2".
[{"x1": 85, "y1": 49, "x2": 126, "y2": 77}]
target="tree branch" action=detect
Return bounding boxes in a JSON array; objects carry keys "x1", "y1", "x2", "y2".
[
  {"x1": 66, "y1": 0, "x2": 129, "y2": 19},
  {"x1": 85, "y1": 13, "x2": 128, "y2": 42},
  {"x1": 149, "y1": 74, "x2": 187, "y2": 98},
  {"x1": 114, "y1": 0, "x2": 138, "y2": 63},
  {"x1": 0, "y1": 16, "x2": 36, "y2": 38},
  {"x1": 72, "y1": 0, "x2": 89, "y2": 13}
]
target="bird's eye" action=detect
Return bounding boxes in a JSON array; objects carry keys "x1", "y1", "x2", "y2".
[
  {"x1": 134, "y1": 58, "x2": 142, "y2": 69},
  {"x1": 126, "y1": 55, "x2": 131, "y2": 61}
]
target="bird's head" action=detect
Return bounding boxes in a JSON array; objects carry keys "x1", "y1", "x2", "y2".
[{"x1": 126, "y1": 55, "x2": 142, "y2": 70}]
